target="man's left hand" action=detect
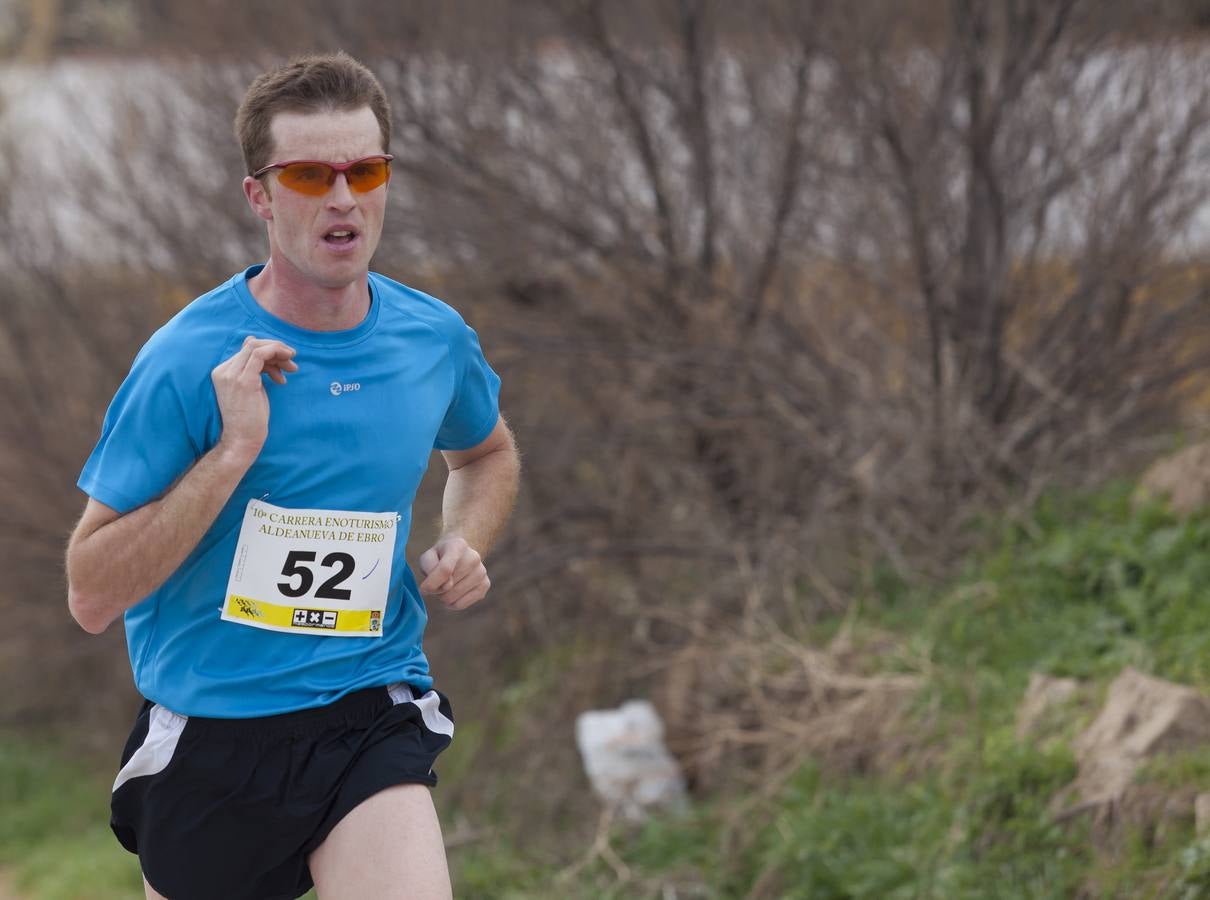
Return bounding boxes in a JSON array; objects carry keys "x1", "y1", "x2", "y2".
[{"x1": 417, "y1": 536, "x2": 491, "y2": 611}]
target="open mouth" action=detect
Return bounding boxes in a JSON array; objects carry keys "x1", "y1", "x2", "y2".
[{"x1": 323, "y1": 229, "x2": 359, "y2": 246}]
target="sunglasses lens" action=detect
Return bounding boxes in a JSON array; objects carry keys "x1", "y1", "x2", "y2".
[
  {"x1": 346, "y1": 159, "x2": 390, "y2": 192},
  {"x1": 277, "y1": 163, "x2": 333, "y2": 196},
  {"x1": 272, "y1": 158, "x2": 390, "y2": 195}
]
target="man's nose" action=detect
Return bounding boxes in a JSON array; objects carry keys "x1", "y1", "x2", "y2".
[{"x1": 325, "y1": 173, "x2": 357, "y2": 210}]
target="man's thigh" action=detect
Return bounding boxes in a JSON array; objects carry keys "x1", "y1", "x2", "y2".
[{"x1": 308, "y1": 783, "x2": 452, "y2": 900}]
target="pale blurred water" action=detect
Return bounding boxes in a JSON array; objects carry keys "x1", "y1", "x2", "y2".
[{"x1": 5, "y1": 47, "x2": 1210, "y2": 273}]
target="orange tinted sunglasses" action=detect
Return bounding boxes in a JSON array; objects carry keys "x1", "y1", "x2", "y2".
[{"x1": 252, "y1": 155, "x2": 393, "y2": 196}]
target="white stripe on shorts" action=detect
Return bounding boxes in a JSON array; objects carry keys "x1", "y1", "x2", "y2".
[
  {"x1": 112, "y1": 704, "x2": 188, "y2": 794},
  {"x1": 387, "y1": 682, "x2": 454, "y2": 738}
]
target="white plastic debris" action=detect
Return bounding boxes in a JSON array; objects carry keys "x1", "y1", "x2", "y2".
[{"x1": 574, "y1": 700, "x2": 689, "y2": 821}]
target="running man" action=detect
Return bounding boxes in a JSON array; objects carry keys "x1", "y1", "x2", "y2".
[{"x1": 65, "y1": 52, "x2": 520, "y2": 900}]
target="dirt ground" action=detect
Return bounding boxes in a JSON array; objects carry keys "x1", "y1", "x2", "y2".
[{"x1": 0, "y1": 871, "x2": 24, "y2": 900}]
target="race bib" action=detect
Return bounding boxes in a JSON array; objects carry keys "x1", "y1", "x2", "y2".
[{"x1": 221, "y1": 499, "x2": 396, "y2": 637}]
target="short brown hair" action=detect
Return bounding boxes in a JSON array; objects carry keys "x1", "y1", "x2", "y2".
[{"x1": 234, "y1": 52, "x2": 391, "y2": 176}]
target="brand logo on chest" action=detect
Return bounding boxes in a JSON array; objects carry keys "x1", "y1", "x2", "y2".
[{"x1": 329, "y1": 381, "x2": 361, "y2": 396}]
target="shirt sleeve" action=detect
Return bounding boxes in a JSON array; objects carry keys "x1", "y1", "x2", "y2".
[
  {"x1": 433, "y1": 318, "x2": 502, "y2": 451},
  {"x1": 77, "y1": 345, "x2": 211, "y2": 514}
]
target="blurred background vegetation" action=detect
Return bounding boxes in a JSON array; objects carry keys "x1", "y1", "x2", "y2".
[{"x1": 9, "y1": 0, "x2": 1210, "y2": 896}]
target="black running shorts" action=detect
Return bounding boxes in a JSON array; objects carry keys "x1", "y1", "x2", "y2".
[{"x1": 110, "y1": 683, "x2": 454, "y2": 900}]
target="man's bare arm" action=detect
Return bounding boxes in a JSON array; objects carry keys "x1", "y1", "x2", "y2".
[
  {"x1": 438, "y1": 417, "x2": 520, "y2": 555},
  {"x1": 66, "y1": 337, "x2": 297, "y2": 634},
  {"x1": 417, "y1": 417, "x2": 521, "y2": 611},
  {"x1": 68, "y1": 446, "x2": 256, "y2": 633}
]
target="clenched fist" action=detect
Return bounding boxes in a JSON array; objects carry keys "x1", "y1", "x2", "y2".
[{"x1": 417, "y1": 536, "x2": 491, "y2": 611}]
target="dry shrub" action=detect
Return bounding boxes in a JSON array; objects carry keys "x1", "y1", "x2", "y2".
[
  {"x1": 656, "y1": 612, "x2": 926, "y2": 794},
  {"x1": 0, "y1": 269, "x2": 168, "y2": 744}
]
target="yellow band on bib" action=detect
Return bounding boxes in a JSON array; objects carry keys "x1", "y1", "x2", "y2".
[{"x1": 226, "y1": 594, "x2": 383, "y2": 634}]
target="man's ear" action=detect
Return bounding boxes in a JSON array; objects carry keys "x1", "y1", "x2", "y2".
[{"x1": 243, "y1": 175, "x2": 274, "y2": 222}]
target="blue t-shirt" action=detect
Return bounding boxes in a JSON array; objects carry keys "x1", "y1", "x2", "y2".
[{"x1": 78, "y1": 265, "x2": 501, "y2": 717}]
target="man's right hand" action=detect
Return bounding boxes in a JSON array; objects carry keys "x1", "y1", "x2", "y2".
[{"x1": 211, "y1": 336, "x2": 298, "y2": 461}]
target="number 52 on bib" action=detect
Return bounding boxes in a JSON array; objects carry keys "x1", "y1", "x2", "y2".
[{"x1": 221, "y1": 499, "x2": 397, "y2": 638}]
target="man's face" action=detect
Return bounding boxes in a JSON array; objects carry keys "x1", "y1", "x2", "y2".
[{"x1": 244, "y1": 106, "x2": 388, "y2": 290}]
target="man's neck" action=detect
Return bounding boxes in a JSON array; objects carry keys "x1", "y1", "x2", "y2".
[{"x1": 247, "y1": 258, "x2": 371, "y2": 332}]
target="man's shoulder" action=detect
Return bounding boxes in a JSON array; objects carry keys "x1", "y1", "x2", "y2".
[
  {"x1": 370, "y1": 271, "x2": 469, "y2": 335},
  {"x1": 134, "y1": 272, "x2": 256, "y2": 375}
]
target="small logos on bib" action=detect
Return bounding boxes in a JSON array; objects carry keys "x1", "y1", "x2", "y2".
[
  {"x1": 292, "y1": 608, "x2": 338, "y2": 629},
  {"x1": 329, "y1": 381, "x2": 361, "y2": 396},
  {"x1": 235, "y1": 597, "x2": 263, "y2": 619}
]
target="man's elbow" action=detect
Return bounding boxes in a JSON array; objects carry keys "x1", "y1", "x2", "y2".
[{"x1": 67, "y1": 587, "x2": 116, "y2": 634}]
